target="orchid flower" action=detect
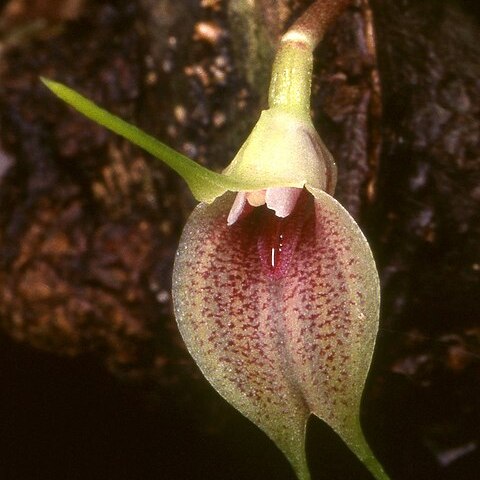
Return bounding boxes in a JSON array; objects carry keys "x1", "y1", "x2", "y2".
[{"x1": 42, "y1": 1, "x2": 389, "y2": 479}]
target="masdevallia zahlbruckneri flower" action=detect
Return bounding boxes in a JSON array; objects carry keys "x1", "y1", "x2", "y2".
[{"x1": 41, "y1": 3, "x2": 389, "y2": 479}]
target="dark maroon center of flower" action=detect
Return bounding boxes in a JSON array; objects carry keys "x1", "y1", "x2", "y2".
[{"x1": 236, "y1": 190, "x2": 313, "y2": 280}]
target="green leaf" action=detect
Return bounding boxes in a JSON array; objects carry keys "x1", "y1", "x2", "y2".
[
  {"x1": 173, "y1": 189, "x2": 389, "y2": 480},
  {"x1": 40, "y1": 77, "x2": 267, "y2": 202}
]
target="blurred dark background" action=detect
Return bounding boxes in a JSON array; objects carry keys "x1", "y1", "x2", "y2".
[{"x1": 0, "y1": 0, "x2": 479, "y2": 479}]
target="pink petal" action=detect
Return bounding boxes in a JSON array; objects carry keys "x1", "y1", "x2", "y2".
[
  {"x1": 227, "y1": 191, "x2": 248, "y2": 226},
  {"x1": 265, "y1": 187, "x2": 303, "y2": 218}
]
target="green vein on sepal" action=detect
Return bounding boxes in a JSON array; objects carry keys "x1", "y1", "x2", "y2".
[{"x1": 40, "y1": 77, "x2": 267, "y2": 203}]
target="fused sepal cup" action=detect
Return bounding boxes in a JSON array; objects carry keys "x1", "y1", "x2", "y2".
[{"x1": 173, "y1": 189, "x2": 384, "y2": 480}]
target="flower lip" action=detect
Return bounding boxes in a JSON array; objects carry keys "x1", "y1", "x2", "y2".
[{"x1": 227, "y1": 192, "x2": 248, "y2": 225}]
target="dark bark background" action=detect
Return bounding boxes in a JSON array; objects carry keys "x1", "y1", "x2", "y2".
[{"x1": 0, "y1": 0, "x2": 479, "y2": 479}]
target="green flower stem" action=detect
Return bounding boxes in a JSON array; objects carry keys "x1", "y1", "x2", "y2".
[
  {"x1": 268, "y1": 42, "x2": 313, "y2": 117},
  {"x1": 268, "y1": 0, "x2": 351, "y2": 116}
]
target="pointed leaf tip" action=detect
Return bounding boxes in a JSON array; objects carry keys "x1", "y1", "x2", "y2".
[{"x1": 40, "y1": 77, "x2": 270, "y2": 202}]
